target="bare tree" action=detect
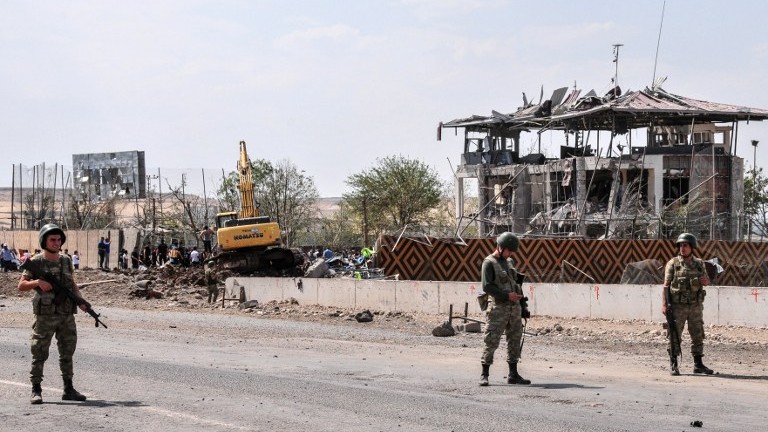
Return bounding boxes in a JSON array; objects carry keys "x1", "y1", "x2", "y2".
[
  {"x1": 163, "y1": 175, "x2": 215, "y2": 246},
  {"x1": 254, "y1": 159, "x2": 319, "y2": 247}
]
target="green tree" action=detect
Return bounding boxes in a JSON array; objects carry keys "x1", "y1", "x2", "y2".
[
  {"x1": 343, "y1": 155, "x2": 445, "y2": 237},
  {"x1": 744, "y1": 167, "x2": 768, "y2": 240}
]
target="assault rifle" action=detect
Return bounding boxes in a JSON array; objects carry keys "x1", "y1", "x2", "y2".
[
  {"x1": 21, "y1": 259, "x2": 107, "y2": 328},
  {"x1": 517, "y1": 271, "x2": 531, "y2": 357},
  {"x1": 664, "y1": 285, "x2": 679, "y2": 363},
  {"x1": 519, "y1": 315, "x2": 528, "y2": 358},
  {"x1": 45, "y1": 274, "x2": 108, "y2": 329}
]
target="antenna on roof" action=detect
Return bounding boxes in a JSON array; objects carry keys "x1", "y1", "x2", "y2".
[
  {"x1": 612, "y1": 43, "x2": 623, "y2": 98},
  {"x1": 652, "y1": 0, "x2": 666, "y2": 87}
]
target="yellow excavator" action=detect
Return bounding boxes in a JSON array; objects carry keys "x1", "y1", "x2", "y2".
[{"x1": 210, "y1": 141, "x2": 303, "y2": 274}]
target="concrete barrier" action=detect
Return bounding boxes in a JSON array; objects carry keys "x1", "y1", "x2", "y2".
[
  {"x1": 227, "y1": 278, "x2": 768, "y2": 328},
  {"x1": 395, "y1": 280, "x2": 440, "y2": 314},
  {"x1": 715, "y1": 287, "x2": 767, "y2": 326}
]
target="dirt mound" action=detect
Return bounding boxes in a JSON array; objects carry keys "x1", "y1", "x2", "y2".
[{"x1": 0, "y1": 265, "x2": 215, "y2": 311}]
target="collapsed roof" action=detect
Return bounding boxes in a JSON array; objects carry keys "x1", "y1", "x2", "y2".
[{"x1": 441, "y1": 86, "x2": 768, "y2": 134}]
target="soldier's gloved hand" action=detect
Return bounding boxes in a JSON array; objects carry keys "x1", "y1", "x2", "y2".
[{"x1": 521, "y1": 308, "x2": 531, "y2": 319}]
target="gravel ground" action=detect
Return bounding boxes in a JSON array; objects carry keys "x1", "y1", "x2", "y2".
[
  {"x1": 3, "y1": 267, "x2": 768, "y2": 431},
  {"x1": 2, "y1": 267, "x2": 768, "y2": 371}
]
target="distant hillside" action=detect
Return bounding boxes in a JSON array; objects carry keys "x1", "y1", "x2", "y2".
[{"x1": 0, "y1": 187, "x2": 343, "y2": 230}]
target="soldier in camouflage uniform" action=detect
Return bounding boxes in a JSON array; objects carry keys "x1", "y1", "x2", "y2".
[
  {"x1": 18, "y1": 224, "x2": 89, "y2": 404},
  {"x1": 205, "y1": 262, "x2": 219, "y2": 304},
  {"x1": 662, "y1": 233, "x2": 714, "y2": 376},
  {"x1": 478, "y1": 232, "x2": 532, "y2": 386}
]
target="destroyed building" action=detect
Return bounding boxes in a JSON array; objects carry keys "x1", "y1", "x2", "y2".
[
  {"x1": 441, "y1": 85, "x2": 768, "y2": 241},
  {"x1": 72, "y1": 150, "x2": 147, "y2": 200}
]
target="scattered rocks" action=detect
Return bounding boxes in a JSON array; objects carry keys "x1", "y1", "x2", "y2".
[
  {"x1": 355, "y1": 310, "x2": 374, "y2": 323},
  {"x1": 432, "y1": 321, "x2": 456, "y2": 337},
  {"x1": 239, "y1": 299, "x2": 260, "y2": 310},
  {"x1": 1, "y1": 268, "x2": 767, "y2": 355}
]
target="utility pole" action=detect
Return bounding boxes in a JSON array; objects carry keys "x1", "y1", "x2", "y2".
[{"x1": 749, "y1": 139, "x2": 759, "y2": 241}]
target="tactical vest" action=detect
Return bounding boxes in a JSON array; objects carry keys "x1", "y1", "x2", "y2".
[
  {"x1": 26, "y1": 254, "x2": 77, "y2": 315},
  {"x1": 484, "y1": 256, "x2": 522, "y2": 303},
  {"x1": 204, "y1": 267, "x2": 217, "y2": 286},
  {"x1": 669, "y1": 255, "x2": 706, "y2": 304}
]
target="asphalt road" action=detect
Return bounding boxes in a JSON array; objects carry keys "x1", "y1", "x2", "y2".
[{"x1": 0, "y1": 299, "x2": 765, "y2": 432}]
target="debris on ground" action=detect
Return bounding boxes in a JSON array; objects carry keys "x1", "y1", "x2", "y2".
[
  {"x1": 239, "y1": 299, "x2": 260, "y2": 310},
  {"x1": 1, "y1": 266, "x2": 768, "y2": 370},
  {"x1": 355, "y1": 310, "x2": 374, "y2": 323},
  {"x1": 432, "y1": 321, "x2": 456, "y2": 337}
]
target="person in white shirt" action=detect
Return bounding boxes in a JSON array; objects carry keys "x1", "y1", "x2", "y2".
[
  {"x1": 72, "y1": 251, "x2": 80, "y2": 270},
  {"x1": 189, "y1": 247, "x2": 201, "y2": 267}
]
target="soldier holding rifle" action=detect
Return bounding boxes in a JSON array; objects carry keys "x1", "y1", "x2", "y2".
[
  {"x1": 18, "y1": 224, "x2": 92, "y2": 404},
  {"x1": 478, "y1": 232, "x2": 532, "y2": 386},
  {"x1": 662, "y1": 233, "x2": 714, "y2": 376}
]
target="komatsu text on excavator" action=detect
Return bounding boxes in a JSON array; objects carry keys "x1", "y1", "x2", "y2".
[{"x1": 210, "y1": 141, "x2": 303, "y2": 274}]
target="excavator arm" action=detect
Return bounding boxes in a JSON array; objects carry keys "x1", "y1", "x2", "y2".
[
  {"x1": 238, "y1": 140, "x2": 258, "y2": 218},
  {"x1": 211, "y1": 140, "x2": 304, "y2": 275}
]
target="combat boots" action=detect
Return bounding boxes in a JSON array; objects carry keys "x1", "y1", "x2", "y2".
[
  {"x1": 30, "y1": 383, "x2": 43, "y2": 405},
  {"x1": 479, "y1": 364, "x2": 490, "y2": 387},
  {"x1": 62, "y1": 379, "x2": 87, "y2": 401},
  {"x1": 669, "y1": 355, "x2": 680, "y2": 376},
  {"x1": 693, "y1": 355, "x2": 714, "y2": 375},
  {"x1": 507, "y1": 361, "x2": 531, "y2": 385}
]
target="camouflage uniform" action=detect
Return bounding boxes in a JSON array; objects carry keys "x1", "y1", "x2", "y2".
[
  {"x1": 664, "y1": 255, "x2": 707, "y2": 356},
  {"x1": 23, "y1": 254, "x2": 79, "y2": 385},
  {"x1": 205, "y1": 266, "x2": 219, "y2": 303},
  {"x1": 480, "y1": 255, "x2": 524, "y2": 365}
]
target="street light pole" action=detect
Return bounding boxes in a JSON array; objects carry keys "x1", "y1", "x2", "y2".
[{"x1": 750, "y1": 139, "x2": 759, "y2": 241}]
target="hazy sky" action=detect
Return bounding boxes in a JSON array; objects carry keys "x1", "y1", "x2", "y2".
[{"x1": 2, "y1": 0, "x2": 767, "y2": 197}]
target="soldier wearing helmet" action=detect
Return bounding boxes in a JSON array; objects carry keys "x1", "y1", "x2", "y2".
[
  {"x1": 478, "y1": 232, "x2": 532, "y2": 387},
  {"x1": 17, "y1": 224, "x2": 90, "y2": 404},
  {"x1": 662, "y1": 233, "x2": 713, "y2": 376},
  {"x1": 204, "y1": 261, "x2": 220, "y2": 304}
]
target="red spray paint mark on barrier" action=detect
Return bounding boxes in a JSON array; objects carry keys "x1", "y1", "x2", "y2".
[
  {"x1": 528, "y1": 285, "x2": 535, "y2": 301},
  {"x1": 752, "y1": 289, "x2": 759, "y2": 303},
  {"x1": 469, "y1": 284, "x2": 477, "y2": 295},
  {"x1": 594, "y1": 285, "x2": 600, "y2": 301}
]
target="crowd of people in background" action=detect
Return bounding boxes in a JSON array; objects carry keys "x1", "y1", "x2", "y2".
[
  {"x1": 1, "y1": 229, "x2": 376, "y2": 274},
  {"x1": 119, "y1": 241, "x2": 210, "y2": 270}
]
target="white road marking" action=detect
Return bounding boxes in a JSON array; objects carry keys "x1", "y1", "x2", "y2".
[{"x1": 0, "y1": 379, "x2": 251, "y2": 430}]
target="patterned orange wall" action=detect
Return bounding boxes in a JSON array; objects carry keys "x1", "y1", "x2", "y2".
[{"x1": 377, "y1": 236, "x2": 768, "y2": 286}]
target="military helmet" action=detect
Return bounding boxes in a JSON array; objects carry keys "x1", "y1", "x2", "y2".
[
  {"x1": 496, "y1": 232, "x2": 520, "y2": 252},
  {"x1": 675, "y1": 232, "x2": 697, "y2": 249},
  {"x1": 39, "y1": 223, "x2": 66, "y2": 249}
]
